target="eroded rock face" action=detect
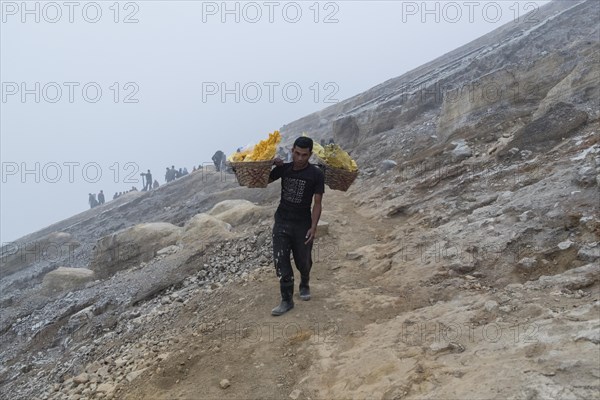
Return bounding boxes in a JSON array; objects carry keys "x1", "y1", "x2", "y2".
[
  {"x1": 41, "y1": 267, "x2": 95, "y2": 294},
  {"x1": 279, "y1": 2, "x2": 598, "y2": 167},
  {"x1": 1, "y1": 232, "x2": 79, "y2": 277},
  {"x1": 498, "y1": 102, "x2": 589, "y2": 158},
  {"x1": 89, "y1": 223, "x2": 182, "y2": 279},
  {"x1": 533, "y1": 46, "x2": 600, "y2": 119},
  {"x1": 525, "y1": 263, "x2": 599, "y2": 291}
]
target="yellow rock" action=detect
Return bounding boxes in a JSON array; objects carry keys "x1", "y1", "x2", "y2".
[
  {"x1": 228, "y1": 131, "x2": 281, "y2": 162},
  {"x1": 302, "y1": 134, "x2": 357, "y2": 172}
]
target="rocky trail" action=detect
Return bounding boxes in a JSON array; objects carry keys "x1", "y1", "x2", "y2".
[
  {"x1": 110, "y1": 143, "x2": 600, "y2": 400},
  {"x1": 1, "y1": 1, "x2": 599, "y2": 398},
  {"x1": 120, "y1": 191, "x2": 398, "y2": 400}
]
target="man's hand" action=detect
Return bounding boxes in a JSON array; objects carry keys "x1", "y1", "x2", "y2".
[
  {"x1": 273, "y1": 157, "x2": 284, "y2": 166},
  {"x1": 305, "y1": 227, "x2": 316, "y2": 244}
]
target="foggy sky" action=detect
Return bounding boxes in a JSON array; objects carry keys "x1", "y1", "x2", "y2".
[{"x1": 1, "y1": 0, "x2": 550, "y2": 242}]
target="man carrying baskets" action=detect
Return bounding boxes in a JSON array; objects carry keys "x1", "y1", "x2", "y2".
[{"x1": 268, "y1": 136, "x2": 325, "y2": 316}]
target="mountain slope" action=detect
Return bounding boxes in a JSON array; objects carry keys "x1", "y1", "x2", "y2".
[{"x1": 0, "y1": 1, "x2": 598, "y2": 399}]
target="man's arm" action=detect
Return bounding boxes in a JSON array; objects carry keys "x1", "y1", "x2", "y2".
[
  {"x1": 305, "y1": 193, "x2": 322, "y2": 244},
  {"x1": 268, "y1": 158, "x2": 284, "y2": 183}
]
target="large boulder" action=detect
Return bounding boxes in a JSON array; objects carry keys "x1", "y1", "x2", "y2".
[
  {"x1": 41, "y1": 267, "x2": 94, "y2": 294},
  {"x1": 378, "y1": 160, "x2": 397, "y2": 174},
  {"x1": 207, "y1": 199, "x2": 270, "y2": 227},
  {"x1": 332, "y1": 115, "x2": 360, "y2": 149},
  {"x1": 180, "y1": 213, "x2": 234, "y2": 251},
  {"x1": 89, "y1": 223, "x2": 182, "y2": 279},
  {"x1": 450, "y1": 139, "x2": 473, "y2": 162}
]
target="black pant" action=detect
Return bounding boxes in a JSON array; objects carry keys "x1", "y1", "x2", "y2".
[{"x1": 272, "y1": 217, "x2": 313, "y2": 296}]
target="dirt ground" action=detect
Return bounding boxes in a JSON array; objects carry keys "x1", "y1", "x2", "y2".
[
  {"x1": 119, "y1": 191, "x2": 407, "y2": 399},
  {"x1": 118, "y1": 187, "x2": 600, "y2": 400}
]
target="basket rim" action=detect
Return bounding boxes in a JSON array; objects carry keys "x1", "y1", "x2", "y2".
[{"x1": 227, "y1": 159, "x2": 274, "y2": 166}]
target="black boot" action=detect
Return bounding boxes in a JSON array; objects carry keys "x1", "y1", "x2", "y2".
[
  {"x1": 299, "y1": 276, "x2": 310, "y2": 301},
  {"x1": 272, "y1": 283, "x2": 294, "y2": 316}
]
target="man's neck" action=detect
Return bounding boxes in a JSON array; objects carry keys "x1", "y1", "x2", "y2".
[{"x1": 292, "y1": 162, "x2": 309, "y2": 171}]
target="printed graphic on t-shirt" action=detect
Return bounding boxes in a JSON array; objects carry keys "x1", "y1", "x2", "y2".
[{"x1": 282, "y1": 177, "x2": 306, "y2": 204}]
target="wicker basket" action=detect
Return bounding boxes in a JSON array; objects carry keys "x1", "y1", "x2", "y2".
[
  {"x1": 227, "y1": 159, "x2": 274, "y2": 188},
  {"x1": 315, "y1": 157, "x2": 358, "y2": 191}
]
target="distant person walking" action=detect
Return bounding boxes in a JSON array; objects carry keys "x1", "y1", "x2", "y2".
[
  {"x1": 212, "y1": 150, "x2": 226, "y2": 172},
  {"x1": 165, "y1": 166, "x2": 177, "y2": 182},
  {"x1": 141, "y1": 170, "x2": 153, "y2": 191},
  {"x1": 98, "y1": 190, "x2": 105, "y2": 205},
  {"x1": 88, "y1": 193, "x2": 98, "y2": 208}
]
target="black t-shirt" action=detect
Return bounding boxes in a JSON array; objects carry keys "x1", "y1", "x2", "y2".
[{"x1": 269, "y1": 162, "x2": 325, "y2": 221}]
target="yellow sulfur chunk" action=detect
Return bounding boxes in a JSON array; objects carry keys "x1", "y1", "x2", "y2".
[
  {"x1": 228, "y1": 130, "x2": 281, "y2": 162},
  {"x1": 322, "y1": 144, "x2": 358, "y2": 172},
  {"x1": 312, "y1": 141, "x2": 326, "y2": 159},
  {"x1": 301, "y1": 134, "x2": 357, "y2": 172}
]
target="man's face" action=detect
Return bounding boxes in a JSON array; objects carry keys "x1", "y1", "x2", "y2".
[{"x1": 292, "y1": 146, "x2": 311, "y2": 168}]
